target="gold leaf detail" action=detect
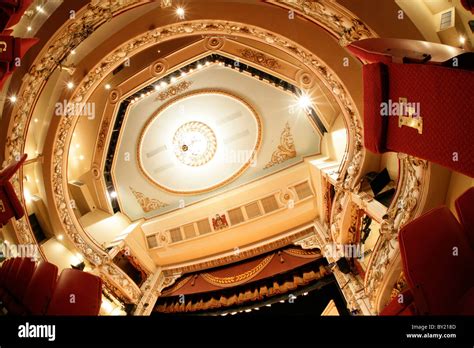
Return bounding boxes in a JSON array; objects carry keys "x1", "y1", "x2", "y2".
[
  {"x1": 130, "y1": 187, "x2": 168, "y2": 213},
  {"x1": 264, "y1": 122, "x2": 297, "y2": 169},
  {"x1": 156, "y1": 81, "x2": 192, "y2": 101}
]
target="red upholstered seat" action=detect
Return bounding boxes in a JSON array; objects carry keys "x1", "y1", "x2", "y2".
[
  {"x1": 0, "y1": 257, "x2": 21, "y2": 301},
  {"x1": 0, "y1": 258, "x2": 13, "y2": 286},
  {"x1": 22, "y1": 261, "x2": 58, "y2": 315},
  {"x1": 3, "y1": 257, "x2": 35, "y2": 314},
  {"x1": 461, "y1": 0, "x2": 474, "y2": 14},
  {"x1": 362, "y1": 62, "x2": 474, "y2": 177},
  {"x1": 455, "y1": 187, "x2": 474, "y2": 249},
  {"x1": 399, "y1": 206, "x2": 474, "y2": 315},
  {"x1": 46, "y1": 269, "x2": 102, "y2": 316}
]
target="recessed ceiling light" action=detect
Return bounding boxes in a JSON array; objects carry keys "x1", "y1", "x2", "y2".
[
  {"x1": 181, "y1": 72, "x2": 186, "y2": 77},
  {"x1": 9, "y1": 95, "x2": 17, "y2": 103},
  {"x1": 70, "y1": 49, "x2": 76, "y2": 55},
  {"x1": 197, "y1": 63, "x2": 203, "y2": 69},
  {"x1": 140, "y1": 93, "x2": 145, "y2": 98},
  {"x1": 154, "y1": 85, "x2": 160, "y2": 91},
  {"x1": 171, "y1": 77, "x2": 177, "y2": 83},
  {"x1": 27, "y1": 26, "x2": 32, "y2": 32},
  {"x1": 110, "y1": 191, "x2": 117, "y2": 198},
  {"x1": 67, "y1": 81, "x2": 74, "y2": 89},
  {"x1": 160, "y1": 81, "x2": 168, "y2": 88},
  {"x1": 460, "y1": 36, "x2": 466, "y2": 45},
  {"x1": 34, "y1": 118, "x2": 38, "y2": 123},
  {"x1": 176, "y1": 7, "x2": 185, "y2": 17},
  {"x1": 105, "y1": 84, "x2": 111, "y2": 90},
  {"x1": 57, "y1": 234, "x2": 64, "y2": 241},
  {"x1": 297, "y1": 94, "x2": 312, "y2": 109},
  {"x1": 205, "y1": 61, "x2": 210, "y2": 66}
]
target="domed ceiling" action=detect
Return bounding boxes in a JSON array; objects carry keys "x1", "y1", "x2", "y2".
[{"x1": 112, "y1": 62, "x2": 322, "y2": 220}]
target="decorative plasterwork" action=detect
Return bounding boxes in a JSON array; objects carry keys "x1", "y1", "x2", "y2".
[
  {"x1": 264, "y1": 122, "x2": 297, "y2": 169},
  {"x1": 162, "y1": 226, "x2": 315, "y2": 275},
  {"x1": 172, "y1": 121, "x2": 217, "y2": 167},
  {"x1": 156, "y1": 80, "x2": 192, "y2": 101},
  {"x1": 97, "y1": 119, "x2": 110, "y2": 151},
  {"x1": 268, "y1": 0, "x2": 378, "y2": 46},
  {"x1": 294, "y1": 234, "x2": 321, "y2": 250},
  {"x1": 364, "y1": 155, "x2": 429, "y2": 310},
  {"x1": 237, "y1": 48, "x2": 282, "y2": 70},
  {"x1": 5, "y1": 3, "x2": 373, "y2": 304},
  {"x1": 98, "y1": 262, "x2": 143, "y2": 303},
  {"x1": 130, "y1": 186, "x2": 168, "y2": 213},
  {"x1": 136, "y1": 89, "x2": 263, "y2": 195},
  {"x1": 3, "y1": 0, "x2": 147, "y2": 260}
]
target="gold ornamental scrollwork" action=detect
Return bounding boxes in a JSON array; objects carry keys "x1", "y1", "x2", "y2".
[
  {"x1": 156, "y1": 81, "x2": 193, "y2": 101},
  {"x1": 130, "y1": 186, "x2": 168, "y2": 213},
  {"x1": 264, "y1": 122, "x2": 297, "y2": 169},
  {"x1": 237, "y1": 48, "x2": 282, "y2": 71}
]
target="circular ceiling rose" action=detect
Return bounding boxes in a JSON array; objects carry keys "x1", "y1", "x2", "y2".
[
  {"x1": 137, "y1": 90, "x2": 262, "y2": 195},
  {"x1": 172, "y1": 121, "x2": 217, "y2": 167}
]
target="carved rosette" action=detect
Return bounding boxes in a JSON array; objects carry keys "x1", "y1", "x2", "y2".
[{"x1": 364, "y1": 155, "x2": 429, "y2": 310}]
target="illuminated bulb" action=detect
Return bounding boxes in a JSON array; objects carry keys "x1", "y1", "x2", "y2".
[
  {"x1": 9, "y1": 95, "x2": 17, "y2": 103},
  {"x1": 140, "y1": 93, "x2": 145, "y2": 98},
  {"x1": 70, "y1": 49, "x2": 76, "y2": 55},
  {"x1": 34, "y1": 118, "x2": 38, "y2": 123},
  {"x1": 171, "y1": 77, "x2": 177, "y2": 83},
  {"x1": 105, "y1": 84, "x2": 111, "y2": 90},
  {"x1": 197, "y1": 63, "x2": 203, "y2": 69},
  {"x1": 297, "y1": 94, "x2": 312, "y2": 109},
  {"x1": 245, "y1": 309, "x2": 252, "y2": 313},
  {"x1": 279, "y1": 300, "x2": 285, "y2": 303},
  {"x1": 205, "y1": 61, "x2": 210, "y2": 66},
  {"x1": 75, "y1": 144, "x2": 80, "y2": 148},
  {"x1": 36, "y1": 5, "x2": 44, "y2": 13},
  {"x1": 303, "y1": 292, "x2": 308, "y2": 296},
  {"x1": 57, "y1": 234, "x2": 64, "y2": 241},
  {"x1": 67, "y1": 81, "x2": 74, "y2": 89},
  {"x1": 266, "y1": 304, "x2": 272, "y2": 307},
  {"x1": 176, "y1": 7, "x2": 185, "y2": 17},
  {"x1": 181, "y1": 72, "x2": 186, "y2": 77},
  {"x1": 27, "y1": 26, "x2": 32, "y2": 32},
  {"x1": 230, "y1": 312, "x2": 237, "y2": 315},
  {"x1": 110, "y1": 191, "x2": 117, "y2": 198},
  {"x1": 134, "y1": 97, "x2": 139, "y2": 101},
  {"x1": 79, "y1": 155, "x2": 84, "y2": 160},
  {"x1": 460, "y1": 36, "x2": 466, "y2": 45},
  {"x1": 189, "y1": 68, "x2": 194, "y2": 73},
  {"x1": 160, "y1": 81, "x2": 168, "y2": 88},
  {"x1": 154, "y1": 85, "x2": 160, "y2": 91}
]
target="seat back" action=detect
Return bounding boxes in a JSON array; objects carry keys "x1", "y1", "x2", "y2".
[
  {"x1": 22, "y1": 261, "x2": 58, "y2": 315},
  {"x1": 0, "y1": 258, "x2": 13, "y2": 285},
  {"x1": 10, "y1": 257, "x2": 35, "y2": 302},
  {"x1": 399, "y1": 206, "x2": 474, "y2": 315},
  {"x1": 455, "y1": 187, "x2": 474, "y2": 249},
  {"x1": 4, "y1": 257, "x2": 21, "y2": 288},
  {"x1": 46, "y1": 269, "x2": 102, "y2": 316}
]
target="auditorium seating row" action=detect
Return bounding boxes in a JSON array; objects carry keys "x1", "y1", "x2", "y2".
[
  {"x1": 0, "y1": 257, "x2": 102, "y2": 316},
  {"x1": 381, "y1": 187, "x2": 474, "y2": 315}
]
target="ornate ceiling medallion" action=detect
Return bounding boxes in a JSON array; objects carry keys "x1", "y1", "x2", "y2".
[
  {"x1": 264, "y1": 122, "x2": 297, "y2": 169},
  {"x1": 172, "y1": 121, "x2": 217, "y2": 167}
]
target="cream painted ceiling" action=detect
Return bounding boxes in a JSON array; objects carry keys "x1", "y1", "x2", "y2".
[{"x1": 112, "y1": 64, "x2": 321, "y2": 220}]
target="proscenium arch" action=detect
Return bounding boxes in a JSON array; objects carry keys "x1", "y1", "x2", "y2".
[{"x1": 46, "y1": 19, "x2": 365, "y2": 265}]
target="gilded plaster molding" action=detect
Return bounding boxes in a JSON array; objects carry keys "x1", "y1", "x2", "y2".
[
  {"x1": 264, "y1": 122, "x2": 297, "y2": 169},
  {"x1": 130, "y1": 186, "x2": 168, "y2": 213}
]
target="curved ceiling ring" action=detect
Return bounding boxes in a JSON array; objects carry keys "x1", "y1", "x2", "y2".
[
  {"x1": 50, "y1": 20, "x2": 367, "y2": 265},
  {"x1": 4, "y1": 1, "x2": 377, "y2": 270}
]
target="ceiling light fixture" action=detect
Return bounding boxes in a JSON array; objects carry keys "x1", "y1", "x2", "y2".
[
  {"x1": 110, "y1": 191, "x2": 118, "y2": 199},
  {"x1": 297, "y1": 93, "x2": 312, "y2": 109},
  {"x1": 171, "y1": 77, "x2": 177, "y2": 83},
  {"x1": 9, "y1": 95, "x2": 17, "y2": 103},
  {"x1": 27, "y1": 26, "x2": 32, "y2": 32},
  {"x1": 176, "y1": 7, "x2": 185, "y2": 18},
  {"x1": 160, "y1": 81, "x2": 168, "y2": 88},
  {"x1": 57, "y1": 234, "x2": 64, "y2": 241},
  {"x1": 105, "y1": 84, "x2": 111, "y2": 90},
  {"x1": 34, "y1": 118, "x2": 38, "y2": 123},
  {"x1": 197, "y1": 63, "x2": 203, "y2": 69},
  {"x1": 36, "y1": 5, "x2": 44, "y2": 13},
  {"x1": 181, "y1": 72, "x2": 187, "y2": 77},
  {"x1": 154, "y1": 85, "x2": 160, "y2": 91},
  {"x1": 66, "y1": 81, "x2": 74, "y2": 90},
  {"x1": 459, "y1": 35, "x2": 466, "y2": 45},
  {"x1": 70, "y1": 49, "x2": 76, "y2": 55}
]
